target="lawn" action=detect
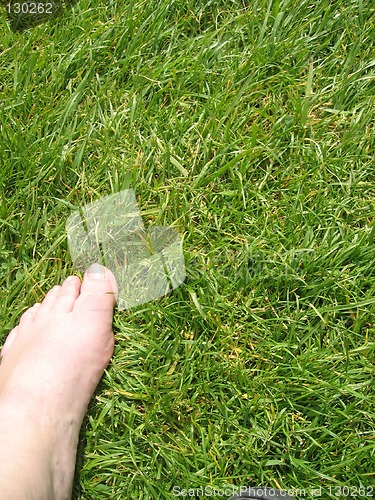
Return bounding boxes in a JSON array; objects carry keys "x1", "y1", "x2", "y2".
[{"x1": 0, "y1": 0, "x2": 374, "y2": 498}]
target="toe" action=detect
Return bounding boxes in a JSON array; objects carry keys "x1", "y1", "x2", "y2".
[
  {"x1": 73, "y1": 264, "x2": 117, "y2": 317},
  {"x1": 19, "y1": 304, "x2": 40, "y2": 328},
  {"x1": 0, "y1": 327, "x2": 18, "y2": 358},
  {"x1": 6, "y1": 303, "x2": 42, "y2": 343},
  {"x1": 53, "y1": 276, "x2": 81, "y2": 313},
  {"x1": 28, "y1": 303, "x2": 42, "y2": 317},
  {"x1": 41, "y1": 285, "x2": 62, "y2": 310}
]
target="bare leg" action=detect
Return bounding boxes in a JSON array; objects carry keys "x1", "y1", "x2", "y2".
[{"x1": 0, "y1": 264, "x2": 117, "y2": 500}]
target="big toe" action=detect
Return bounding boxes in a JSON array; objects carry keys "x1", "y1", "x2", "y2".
[{"x1": 73, "y1": 264, "x2": 117, "y2": 316}]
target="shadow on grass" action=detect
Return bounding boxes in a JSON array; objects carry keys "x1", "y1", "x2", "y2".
[
  {"x1": 72, "y1": 426, "x2": 86, "y2": 500},
  {"x1": 72, "y1": 376, "x2": 109, "y2": 500},
  {"x1": 2, "y1": 0, "x2": 78, "y2": 31}
]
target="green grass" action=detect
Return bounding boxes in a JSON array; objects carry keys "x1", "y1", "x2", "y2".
[{"x1": 1, "y1": 0, "x2": 375, "y2": 498}]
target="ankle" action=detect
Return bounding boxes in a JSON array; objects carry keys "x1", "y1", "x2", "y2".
[{"x1": 0, "y1": 408, "x2": 55, "y2": 498}]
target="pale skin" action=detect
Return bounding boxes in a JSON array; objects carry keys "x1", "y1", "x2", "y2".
[{"x1": 0, "y1": 263, "x2": 117, "y2": 500}]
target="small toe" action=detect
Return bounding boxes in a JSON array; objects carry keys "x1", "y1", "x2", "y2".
[
  {"x1": 0, "y1": 327, "x2": 18, "y2": 358},
  {"x1": 19, "y1": 304, "x2": 39, "y2": 328},
  {"x1": 6, "y1": 303, "x2": 42, "y2": 344},
  {"x1": 53, "y1": 276, "x2": 82, "y2": 313},
  {"x1": 32, "y1": 303, "x2": 42, "y2": 312},
  {"x1": 41, "y1": 285, "x2": 62, "y2": 310},
  {"x1": 30, "y1": 303, "x2": 42, "y2": 316}
]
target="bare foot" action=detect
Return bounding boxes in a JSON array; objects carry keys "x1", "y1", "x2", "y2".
[{"x1": 0, "y1": 264, "x2": 117, "y2": 500}]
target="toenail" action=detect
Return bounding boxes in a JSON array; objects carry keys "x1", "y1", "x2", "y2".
[
  {"x1": 65, "y1": 276, "x2": 75, "y2": 283},
  {"x1": 87, "y1": 263, "x2": 107, "y2": 279}
]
